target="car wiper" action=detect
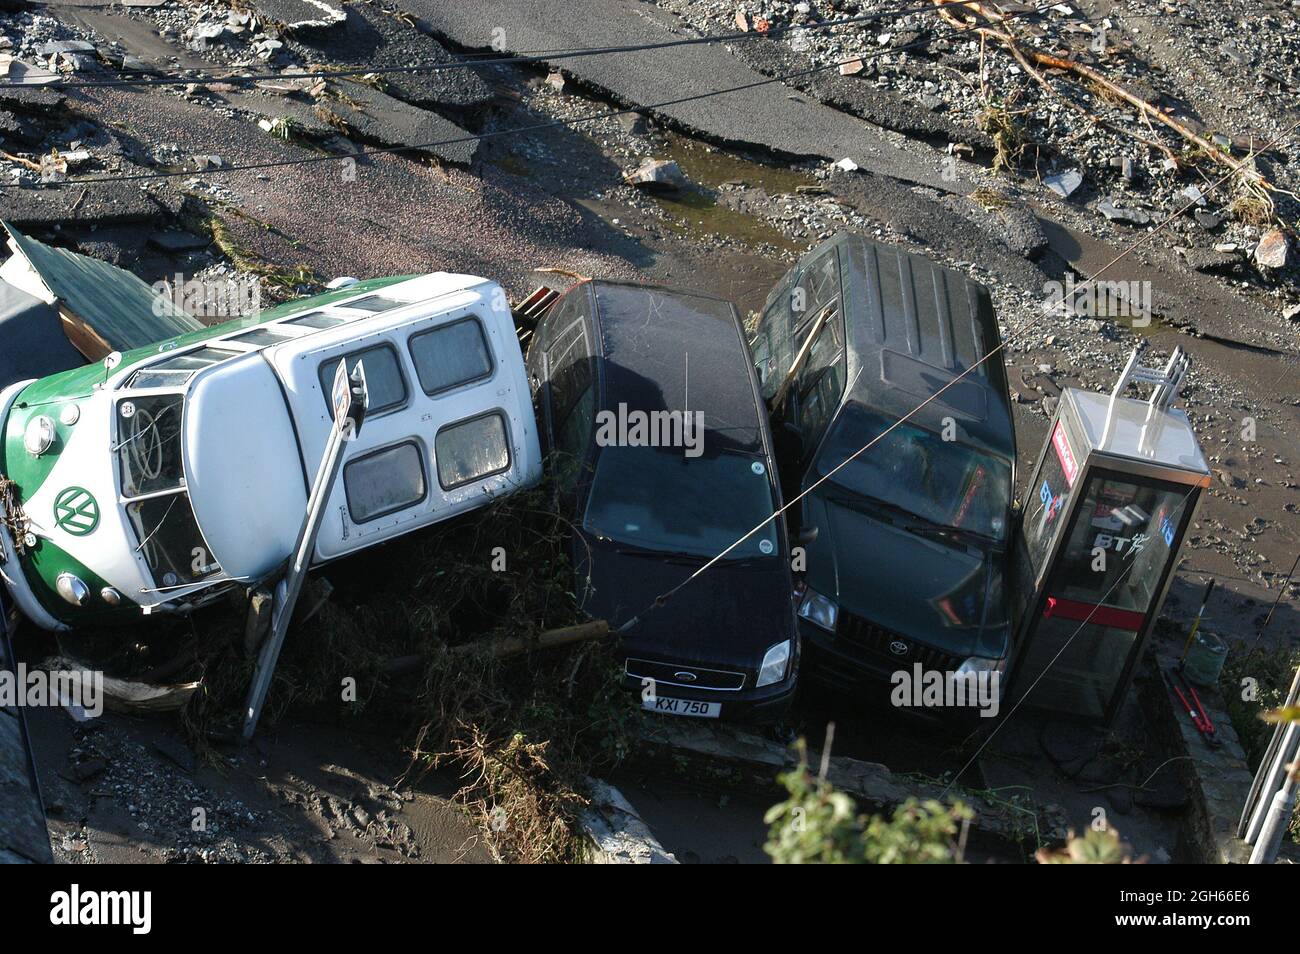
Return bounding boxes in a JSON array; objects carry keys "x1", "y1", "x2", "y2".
[
  {"x1": 613, "y1": 545, "x2": 709, "y2": 564},
  {"x1": 903, "y1": 523, "x2": 1000, "y2": 548},
  {"x1": 824, "y1": 491, "x2": 914, "y2": 524}
]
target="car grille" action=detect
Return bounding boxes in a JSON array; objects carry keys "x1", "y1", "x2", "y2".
[
  {"x1": 624, "y1": 658, "x2": 746, "y2": 691},
  {"x1": 836, "y1": 612, "x2": 963, "y2": 672}
]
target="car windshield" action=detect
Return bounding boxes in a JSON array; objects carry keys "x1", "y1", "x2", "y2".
[
  {"x1": 116, "y1": 393, "x2": 185, "y2": 497},
  {"x1": 125, "y1": 492, "x2": 222, "y2": 589},
  {"x1": 583, "y1": 447, "x2": 779, "y2": 559},
  {"x1": 817, "y1": 404, "x2": 1012, "y2": 542}
]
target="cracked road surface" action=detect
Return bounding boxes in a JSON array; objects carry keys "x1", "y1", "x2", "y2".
[{"x1": 402, "y1": 0, "x2": 967, "y2": 193}]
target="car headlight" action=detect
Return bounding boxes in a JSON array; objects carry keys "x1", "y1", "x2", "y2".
[
  {"x1": 797, "y1": 588, "x2": 838, "y2": 632},
  {"x1": 23, "y1": 415, "x2": 55, "y2": 456},
  {"x1": 756, "y1": 639, "x2": 792, "y2": 688},
  {"x1": 956, "y1": 655, "x2": 1007, "y2": 698}
]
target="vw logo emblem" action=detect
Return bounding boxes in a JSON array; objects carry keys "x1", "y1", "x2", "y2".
[
  {"x1": 53, "y1": 486, "x2": 99, "y2": 536},
  {"x1": 673, "y1": 671, "x2": 697, "y2": 683},
  {"x1": 888, "y1": 639, "x2": 909, "y2": 657}
]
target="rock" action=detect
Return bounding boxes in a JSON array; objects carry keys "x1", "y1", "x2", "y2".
[
  {"x1": 1097, "y1": 197, "x2": 1151, "y2": 226},
  {"x1": 839, "y1": 58, "x2": 865, "y2": 76},
  {"x1": 624, "y1": 158, "x2": 688, "y2": 192},
  {"x1": 1193, "y1": 209, "x2": 1222, "y2": 230},
  {"x1": 1254, "y1": 229, "x2": 1290, "y2": 269},
  {"x1": 248, "y1": 0, "x2": 345, "y2": 30},
  {"x1": 616, "y1": 111, "x2": 647, "y2": 135},
  {"x1": 1106, "y1": 787, "x2": 1133, "y2": 815},
  {"x1": 1044, "y1": 169, "x2": 1082, "y2": 198},
  {"x1": 191, "y1": 154, "x2": 226, "y2": 171},
  {"x1": 69, "y1": 757, "x2": 107, "y2": 782},
  {"x1": 149, "y1": 230, "x2": 210, "y2": 252},
  {"x1": 1181, "y1": 247, "x2": 1240, "y2": 275},
  {"x1": 544, "y1": 70, "x2": 565, "y2": 91},
  {"x1": 1040, "y1": 720, "x2": 1101, "y2": 777},
  {"x1": 834, "y1": 156, "x2": 859, "y2": 172},
  {"x1": 1134, "y1": 771, "x2": 1190, "y2": 810},
  {"x1": 35, "y1": 40, "x2": 95, "y2": 56},
  {"x1": 1283, "y1": 303, "x2": 1300, "y2": 323},
  {"x1": 1182, "y1": 184, "x2": 1208, "y2": 207},
  {"x1": 192, "y1": 23, "x2": 228, "y2": 42}
]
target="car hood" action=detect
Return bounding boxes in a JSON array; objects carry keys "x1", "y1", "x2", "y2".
[
  {"x1": 577, "y1": 535, "x2": 796, "y2": 669},
  {"x1": 804, "y1": 491, "x2": 1008, "y2": 659}
]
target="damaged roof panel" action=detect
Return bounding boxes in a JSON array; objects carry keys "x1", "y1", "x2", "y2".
[{"x1": 0, "y1": 222, "x2": 201, "y2": 358}]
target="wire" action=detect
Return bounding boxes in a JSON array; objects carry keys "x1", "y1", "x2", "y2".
[
  {"x1": 939, "y1": 480, "x2": 1203, "y2": 796},
  {"x1": 31, "y1": 12, "x2": 1030, "y2": 188},
  {"x1": 618, "y1": 113, "x2": 1300, "y2": 635},
  {"x1": 3, "y1": 0, "x2": 992, "y2": 91}
]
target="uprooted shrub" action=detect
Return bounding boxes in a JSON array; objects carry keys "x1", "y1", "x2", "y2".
[{"x1": 178, "y1": 477, "x2": 637, "y2": 862}]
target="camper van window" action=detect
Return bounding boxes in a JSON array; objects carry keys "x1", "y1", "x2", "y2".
[
  {"x1": 435, "y1": 412, "x2": 511, "y2": 490},
  {"x1": 126, "y1": 493, "x2": 220, "y2": 587},
  {"x1": 286, "y1": 311, "x2": 346, "y2": 329},
  {"x1": 317, "y1": 345, "x2": 407, "y2": 416},
  {"x1": 344, "y1": 441, "x2": 427, "y2": 522},
  {"x1": 128, "y1": 346, "x2": 239, "y2": 389},
  {"x1": 229, "y1": 326, "x2": 295, "y2": 347},
  {"x1": 408, "y1": 318, "x2": 493, "y2": 395},
  {"x1": 341, "y1": 295, "x2": 404, "y2": 313},
  {"x1": 117, "y1": 394, "x2": 186, "y2": 497}
]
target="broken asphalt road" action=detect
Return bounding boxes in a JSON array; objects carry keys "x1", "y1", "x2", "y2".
[{"x1": 400, "y1": 0, "x2": 967, "y2": 194}]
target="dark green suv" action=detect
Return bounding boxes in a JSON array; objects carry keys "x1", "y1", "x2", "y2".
[{"x1": 750, "y1": 232, "x2": 1017, "y2": 718}]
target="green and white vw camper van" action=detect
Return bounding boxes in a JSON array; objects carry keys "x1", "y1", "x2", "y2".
[{"x1": 0, "y1": 273, "x2": 542, "y2": 631}]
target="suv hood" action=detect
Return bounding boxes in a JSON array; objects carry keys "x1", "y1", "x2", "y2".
[{"x1": 805, "y1": 491, "x2": 1008, "y2": 660}]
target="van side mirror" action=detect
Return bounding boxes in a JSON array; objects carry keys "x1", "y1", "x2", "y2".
[{"x1": 791, "y1": 525, "x2": 819, "y2": 547}]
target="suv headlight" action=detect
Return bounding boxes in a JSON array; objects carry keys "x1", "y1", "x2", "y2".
[
  {"x1": 797, "y1": 587, "x2": 838, "y2": 632},
  {"x1": 956, "y1": 655, "x2": 1007, "y2": 698},
  {"x1": 756, "y1": 639, "x2": 791, "y2": 688}
]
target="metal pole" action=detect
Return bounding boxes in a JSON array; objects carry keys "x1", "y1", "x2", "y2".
[
  {"x1": 1238, "y1": 661, "x2": 1300, "y2": 838},
  {"x1": 241, "y1": 421, "x2": 346, "y2": 740},
  {"x1": 1246, "y1": 717, "x2": 1300, "y2": 845},
  {"x1": 1248, "y1": 726, "x2": 1300, "y2": 864}
]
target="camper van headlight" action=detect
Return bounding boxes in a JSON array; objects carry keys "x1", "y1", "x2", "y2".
[
  {"x1": 23, "y1": 415, "x2": 55, "y2": 456},
  {"x1": 55, "y1": 572, "x2": 89, "y2": 607},
  {"x1": 756, "y1": 639, "x2": 792, "y2": 688},
  {"x1": 797, "y1": 588, "x2": 838, "y2": 632}
]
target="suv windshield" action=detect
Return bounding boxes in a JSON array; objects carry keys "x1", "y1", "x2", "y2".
[
  {"x1": 818, "y1": 404, "x2": 1012, "y2": 542},
  {"x1": 584, "y1": 447, "x2": 779, "y2": 559}
]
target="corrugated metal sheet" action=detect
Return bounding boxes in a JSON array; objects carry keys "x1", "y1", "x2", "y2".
[{"x1": 2, "y1": 222, "x2": 201, "y2": 357}]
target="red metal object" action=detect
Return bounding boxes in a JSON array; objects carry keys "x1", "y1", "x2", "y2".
[{"x1": 1042, "y1": 595, "x2": 1146, "y2": 632}]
